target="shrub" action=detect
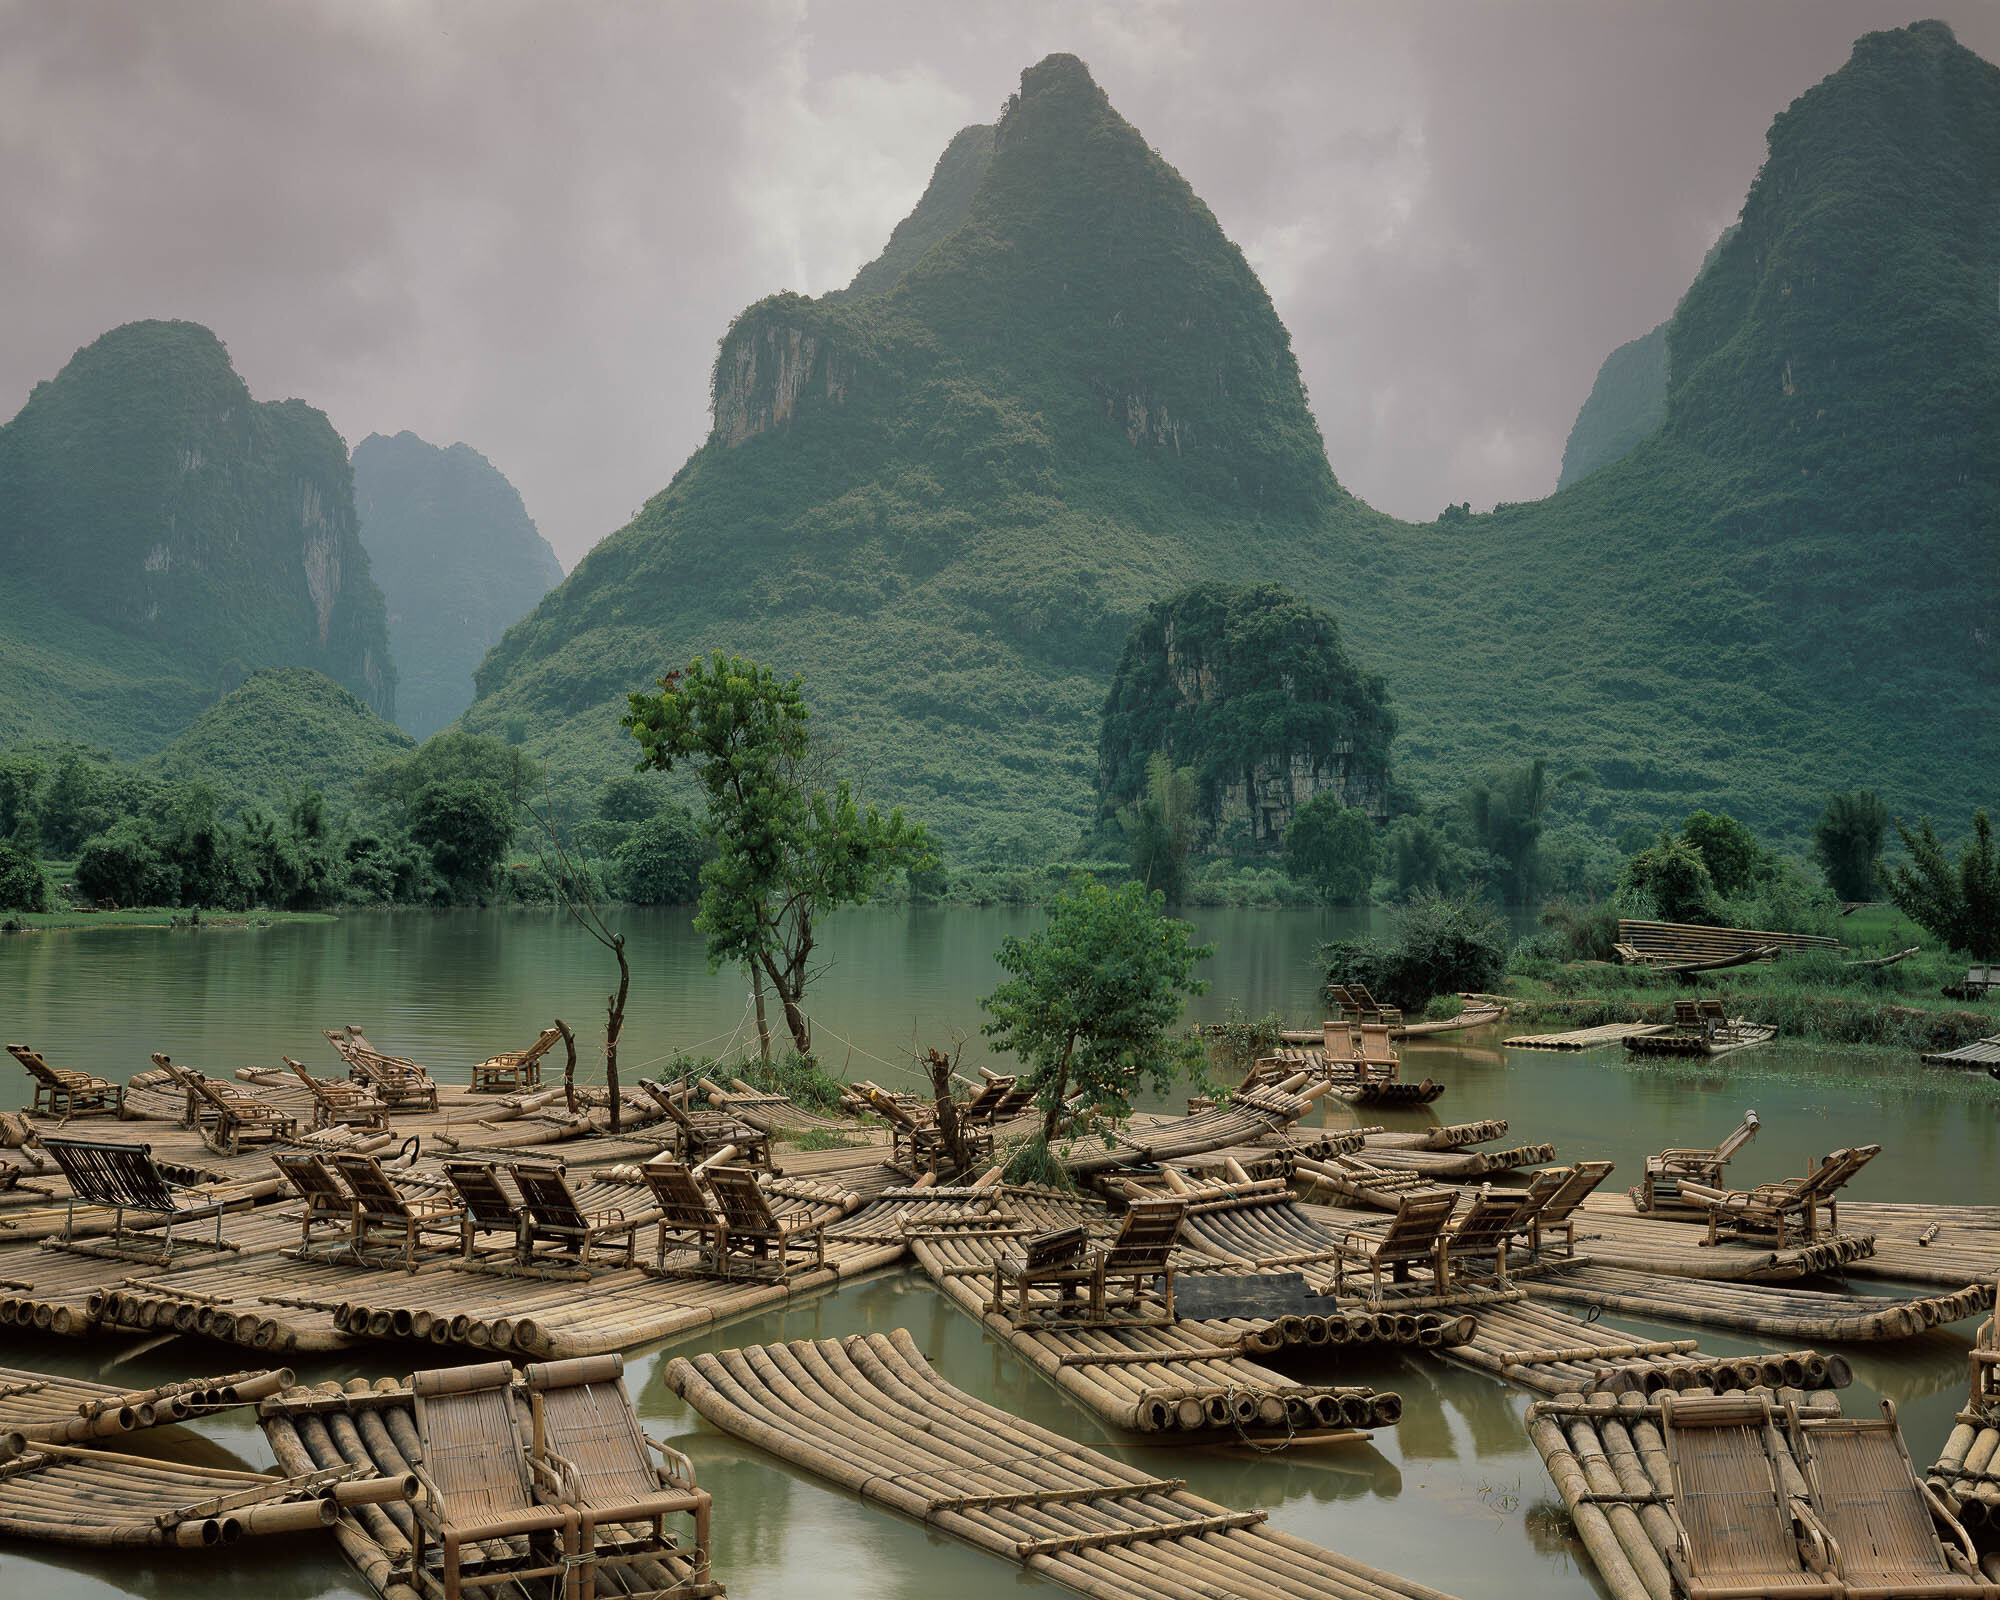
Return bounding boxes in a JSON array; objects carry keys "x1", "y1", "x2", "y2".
[
  {"x1": 1319, "y1": 891, "x2": 1510, "y2": 1010},
  {"x1": 613, "y1": 807, "x2": 705, "y2": 904},
  {"x1": 0, "y1": 842, "x2": 48, "y2": 912},
  {"x1": 1538, "y1": 898, "x2": 1621, "y2": 961},
  {"x1": 1679, "y1": 810, "x2": 1764, "y2": 897},
  {"x1": 1619, "y1": 833, "x2": 1719, "y2": 923},
  {"x1": 1203, "y1": 1001, "x2": 1287, "y2": 1076},
  {"x1": 75, "y1": 821, "x2": 179, "y2": 906}
]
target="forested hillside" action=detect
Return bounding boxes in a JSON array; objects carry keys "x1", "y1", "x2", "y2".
[
  {"x1": 353, "y1": 431, "x2": 563, "y2": 740},
  {"x1": 0, "y1": 321, "x2": 396, "y2": 753},
  {"x1": 460, "y1": 26, "x2": 1997, "y2": 856}
]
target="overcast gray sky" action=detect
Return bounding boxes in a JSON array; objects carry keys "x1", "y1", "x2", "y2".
[{"x1": 3, "y1": 0, "x2": 1994, "y2": 567}]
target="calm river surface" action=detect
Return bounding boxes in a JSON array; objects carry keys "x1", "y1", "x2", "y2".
[{"x1": 2, "y1": 905, "x2": 1994, "y2": 1600}]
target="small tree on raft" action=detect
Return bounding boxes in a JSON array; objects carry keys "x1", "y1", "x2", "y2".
[
  {"x1": 623, "y1": 653, "x2": 933, "y2": 1056},
  {"x1": 979, "y1": 875, "x2": 1212, "y2": 1147}
]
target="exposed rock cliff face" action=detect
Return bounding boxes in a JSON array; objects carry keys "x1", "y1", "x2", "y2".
[
  {"x1": 1100, "y1": 583, "x2": 1394, "y2": 852},
  {"x1": 352, "y1": 430, "x2": 564, "y2": 739},
  {"x1": 711, "y1": 306, "x2": 857, "y2": 447},
  {"x1": 0, "y1": 320, "x2": 395, "y2": 744}
]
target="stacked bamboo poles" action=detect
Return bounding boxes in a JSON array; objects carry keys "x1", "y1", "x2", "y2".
[
  {"x1": 1446, "y1": 1299, "x2": 1853, "y2": 1398},
  {"x1": 1190, "y1": 1308, "x2": 1476, "y2": 1357},
  {"x1": 1525, "y1": 1387, "x2": 1845, "y2": 1600},
  {"x1": 1295, "y1": 1154, "x2": 1442, "y2": 1213},
  {"x1": 260, "y1": 1374, "x2": 710, "y2": 1600},
  {"x1": 0, "y1": 1363, "x2": 291, "y2": 1442},
  {"x1": 1504, "y1": 1022, "x2": 1667, "y2": 1051},
  {"x1": 1367, "y1": 1120, "x2": 1513, "y2": 1151},
  {"x1": 670, "y1": 1330, "x2": 1459, "y2": 1600},
  {"x1": 1928, "y1": 1286, "x2": 2000, "y2": 1545},
  {"x1": 0, "y1": 1428, "x2": 409, "y2": 1549},
  {"x1": 1356, "y1": 1138, "x2": 1556, "y2": 1179},
  {"x1": 696, "y1": 1076, "x2": 865, "y2": 1136},
  {"x1": 1524, "y1": 1261, "x2": 1993, "y2": 1341},
  {"x1": 1059, "y1": 1078, "x2": 1327, "y2": 1177},
  {"x1": 908, "y1": 1219, "x2": 1400, "y2": 1436}
]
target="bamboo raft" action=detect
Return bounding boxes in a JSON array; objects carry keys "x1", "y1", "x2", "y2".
[
  {"x1": 1505, "y1": 1022, "x2": 1668, "y2": 1052},
  {"x1": 1358, "y1": 1120, "x2": 1556, "y2": 1178},
  {"x1": 1280, "y1": 1001, "x2": 1505, "y2": 1043},
  {"x1": 1565, "y1": 1193, "x2": 1878, "y2": 1281},
  {"x1": 1523, "y1": 1260, "x2": 1994, "y2": 1342},
  {"x1": 1923, "y1": 1035, "x2": 2000, "y2": 1069},
  {"x1": 667, "y1": 1329, "x2": 1463, "y2": 1600},
  {"x1": 1060, "y1": 1081, "x2": 1325, "y2": 1176},
  {"x1": 0, "y1": 1363, "x2": 291, "y2": 1442},
  {"x1": 1929, "y1": 1284, "x2": 2000, "y2": 1544},
  {"x1": 1623, "y1": 1020, "x2": 1777, "y2": 1059}
]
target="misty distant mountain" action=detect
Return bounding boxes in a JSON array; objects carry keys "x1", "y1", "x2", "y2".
[
  {"x1": 0, "y1": 320, "x2": 394, "y2": 754},
  {"x1": 465, "y1": 25, "x2": 1995, "y2": 852},
  {"x1": 352, "y1": 431, "x2": 563, "y2": 740}
]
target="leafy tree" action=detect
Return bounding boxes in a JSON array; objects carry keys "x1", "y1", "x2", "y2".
[
  {"x1": 1679, "y1": 809, "x2": 1764, "y2": 897},
  {"x1": 1813, "y1": 790, "x2": 1888, "y2": 902},
  {"x1": 340, "y1": 832, "x2": 436, "y2": 904},
  {"x1": 1460, "y1": 759, "x2": 1586, "y2": 903},
  {"x1": 74, "y1": 821, "x2": 178, "y2": 906},
  {"x1": 906, "y1": 858, "x2": 949, "y2": 902},
  {"x1": 624, "y1": 653, "x2": 933, "y2": 1055},
  {"x1": 614, "y1": 807, "x2": 705, "y2": 904},
  {"x1": 1884, "y1": 811, "x2": 1999, "y2": 961},
  {"x1": 0, "y1": 752, "x2": 45, "y2": 849},
  {"x1": 0, "y1": 841, "x2": 48, "y2": 912},
  {"x1": 1284, "y1": 794, "x2": 1378, "y2": 903},
  {"x1": 597, "y1": 774, "x2": 672, "y2": 825},
  {"x1": 1319, "y1": 892, "x2": 1509, "y2": 1010},
  {"x1": 1118, "y1": 752, "x2": 1195, "y2": 900},
  {"x1": 1619, "y1": 832, "x2": 1719, "y2": 924},
  {"x1": 407, "y1": 779, "x2": 515, "y2": 900},
  {"x1": 361, "y1": 732, "x2": 541, "y2": 822},
  {"x1": 979, "y1": 876, "x2": 1212, "y2": 1143}
]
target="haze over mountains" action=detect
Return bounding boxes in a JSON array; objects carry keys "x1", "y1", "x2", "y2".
[{"x1": 0, "y1": 22, "x2": 1989, "y2": 863}]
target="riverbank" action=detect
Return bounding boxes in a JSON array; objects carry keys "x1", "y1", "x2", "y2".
[{"x1": 0, "y1": 906, "x2": 338, "y2": 932}]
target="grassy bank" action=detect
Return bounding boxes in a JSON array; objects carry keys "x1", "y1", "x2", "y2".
[{"x1": 0, "y1": 906, "x2": 338, "y2": 932}]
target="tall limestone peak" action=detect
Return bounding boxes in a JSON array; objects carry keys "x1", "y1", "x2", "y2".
[
  {"x1": 0, "y1": 320, "x2": 396, "y2": 741},
  {"x1": 835, "y1": 124, "x2": 995, "y2": 300},
  {"x1": 353, "y1": 430, "x2": 563, "y2": 740}
]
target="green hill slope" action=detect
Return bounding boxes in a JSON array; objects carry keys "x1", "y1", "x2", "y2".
[
  {"x1": 0, "y1": 321, "x2": 396, "y2": 754},
  {"x1": 1556, "y1": 322, "x2": 1668, "y2": 490},
  {"x1": 152, "y1": 667, "x2": 415, "y2": 815},
  {"x1": 353, "y1": 431, "x2": 563, "y2": 740},
  {"x1": 468, "y1": 28, "x2": 1996, "y2": 860}
]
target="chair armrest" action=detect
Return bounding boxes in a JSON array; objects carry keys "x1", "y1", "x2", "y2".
[
  {"x1": 1789, "y1": 1495, "x2": 1841, "y2": 1577},
  {"x1": 586, "y1": 1205, "x2": 629, "y2": 1225}
]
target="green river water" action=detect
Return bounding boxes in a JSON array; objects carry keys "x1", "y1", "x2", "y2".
[{"x1": 1, "y1": 905, "x2": 1993, "y2": 1599}]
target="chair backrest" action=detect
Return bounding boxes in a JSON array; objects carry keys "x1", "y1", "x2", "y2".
[
  {"x1": 1022, "y1": 1225, "x2": 1089, "y2": 1271},
  {"x1": 1101, "y1": 1200, "x2": 1186, "y2": 1271},
  {"x1": 1447, "y1": 1186, "x2": 1526, "y2": 1254},
  {"x1": 524, "y1": 1355, "x2": 659, "y2": 1505},
  {"x1": 1536, "y1": 1160, "x2": 1616, "y2": 1225},
  {"x1": 44, "y1": 1137, "x2": 178, "y2": 1213},
  {"x1": 956, "y1": 1080, "x2": 1009, "y2": 1122},
  {"x1": 1792, "y1": 1144, "x2": 1881, "y2": 1204},
  {"x1": 1698, "y1": 999, "x2": 1729, "y2": 1023},
  {"x1": 272, "y1": 1150, "x2": 349, "y2": 1206},
  {"x1": 993, "y1": 1083, "x2": 1036, "y2": 1118},
  {"x1": 1795, "y1": 1404, "x2": 1955, "y2": 1582},
  {"x1": 332, "y1": 1154, "x2": 412, "y2": 1217},
  {"x1": 1504, "y1": 1165, "x2": 1573, "y2": 1228},
  {"x1": 1714, "y1": 1111, "x2": 1761, "y2": 1163},
  {"x1": 1673, "y1": 999, "x2": 1702, "y2": 1028},
  {"x1": 7, "y1": 1044, "x2": 73, "y2": 1086},
  {"x1": 1325, "y1": 984, "x2": 1358, "y2": 1017},
  {"x1": 516, "y1": 1027, "x2": 563, "y2": 1069},
  {"x1": 410, "y1": 1361, "x2": 534, "y2": 1523},
  {"x1": 1357, "y1": 1021, "x2": 1396, "y2": 1063},
  {"x1": 444, "y1": 1162, "x2": 521, "y2": 1229},
  {"x1": 643, "y1": 1160, "x2": 720, "y2": 1228},
  {"x1": 1373, "y1": 1190, "x2": 1460, "y2": 1262},
  {"x1": 510, "y1": 1163, "x2": 588, "y2": 1231},
  {"x1": 1660, "y1": 1393, "x2": 1813, "y2": 1587},
  {"x1": 705, "y1": 1165, "x2": 781, "y2": 1236},
  {"x1": 152, "y1": 1054, "x2": 242, "y2": 1112}
]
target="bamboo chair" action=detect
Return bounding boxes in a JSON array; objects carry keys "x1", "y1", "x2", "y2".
[
  {"x1": 468, "y1": 1026, "x2": 562, "y2": 1095},
  {"x1": 151, "y1": 1054, "x2": 299, "y2": 1155},
  {"x1": 1657, "y1": 1391, "x2": 1841, "y2": 1598},
  {"x1": 992, "y1": 1224, "x2": 1093, "y2": 1326},
  {"x1": 989, "y1": 1080, "x2": 1037, "y2": 1120},
  {"x1": 1638, "y1": 1111, "x2": 1759, "y2": 1214},
  {"x1": 323, "y1": 1027, "x2": 439, "y2": 1112},
  {"x1": 442, "y1": 1161, "x2": 528, "y2": 1260},
  {"x1": 853, "y1": 1082, "x2": 940, "y2": 1171},
  {"x1": 1518, "y1": 1159, "x2": 1614, "y2": 1257},
  {"x1": 955, "y1": 1077, "x2": 1013, "y2": 1125},
  {"x1": 1346, "y1": 985, "x2": 1403, "y2": 1026},
  {"x1": 703, "y1": 1164, "x2": 826, "y2": 1280},
  {"x1": 1491, "y1": 1165, "x2": 1573, "y2": 1260},
  {"x1": 1332, "y1": 1189, "x2": 1458, "y2": 1299},
  {"x1": 408, "y1": 1361, "x2": 578, "y2": 1600},
  {"x1": 7, "y1": 1044, "x2": 125, "y2": 1118},
  {"x1": 1093, "y1": 1198, "x2": 1186, "y2": 1323},
  {"x1": 510, "y1": 1163, "x2": 636, "y2": 1267},
  {"x1": 1324, "y1": 983, "x2": 1361, "y2": 1018},
  {"x1": 271, "y1": 1151, "x2": 357, "y2": 1256},
  {"x1": 1356, "y1": 1020, "x2": 1399, "y2": 1071},
  {"x1": 522, "y1": 1353, "x2": 715, "y2": 1593},
  {"x1": 1791, "y1": 1398, "x2": 2000, "y2": 1597},
  {"x1": 44, "y1": 1136, "x2": 229, "y2": 1253},
  {"x1": 283, "y1": 1056, "x2": 389, "y2": 1131},
  {"x1": 642, "y1": 1159, "x2": 729, "y2": 1274},
  {"x1": 642, "y1": 1081, "x2": 772, "y2": 1170},
  {"x1": 1438, "y1": 1185, "x2": 1526, "y2": 1287},
  {"x1": 332, "y1": 1153, "x2": 463, "y2": 1271},
  {"x1": 1685, "y1": 1144, "x2": 1881, "y2": 1248}
]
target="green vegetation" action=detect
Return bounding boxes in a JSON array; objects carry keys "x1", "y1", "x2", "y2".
[
  {"x1": 153, "y1": 668, "x2": 416, "y2": 816},
  {"x1": 0, "y1": 841, "x2": 49, "y2": 911},
  {"x1": 462, "y1": 29, "x2": 1993, "y2": 880},
  {"x1": 1814, "y1": 791, "x2": 1889, "y2": 902},
  {"x1": 626, "y1": 654, "x2": 933, "y2": 1053},
  {"x1": 834, "y1": 125, "x2": 996, "y2": 301},
  {"x1": 1319, "y1": 892, "x2": 1510, "y2": 1011},
  {"x1": 0, "y1": 320, "x2": 395, "y2": 751},
  {"x1": 1556, "y1": 321, "x2": 1668, "y2": 490},
  {"x1": 979, "y1": 875, "x2": 1212, "y2": 1142},
  {"x1": 1117, "y1": 753, "x2": 1196, "y2": 899},
  {"x1": 1285, "y1": 794, "x2": 1378, "y2": 904},
  {"x1": 1885, "y1": 810, "x2": 1999, "y2": 960},
  {"x1": 352, "y1": 431, "x2": 564, "y2": 740}
]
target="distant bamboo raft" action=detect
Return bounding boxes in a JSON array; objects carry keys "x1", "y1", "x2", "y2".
[
  {"x1": 1923, "y1": 1034, "x2": 2000, "y2": 1069},
  {"x1": 1506, "y1": 1022, "x2": 1669, "y2": 1052},
  {"x1": 1623, "y1": 1020, "x2": 1777, "y2": 1059},
  {"x1": 1563, "y1": 1194, "x2": 1877, "y2": 1282},
  {"x1": 1523, "y1": 1261, "x2": 1993, "y2": 1342},
  {"x1": 0, "y1": 1363, "x2": 290, "y2": 1442},
  {"x1": 668, "y1": 1329, "x2": 1463, "y2": 1600}
]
